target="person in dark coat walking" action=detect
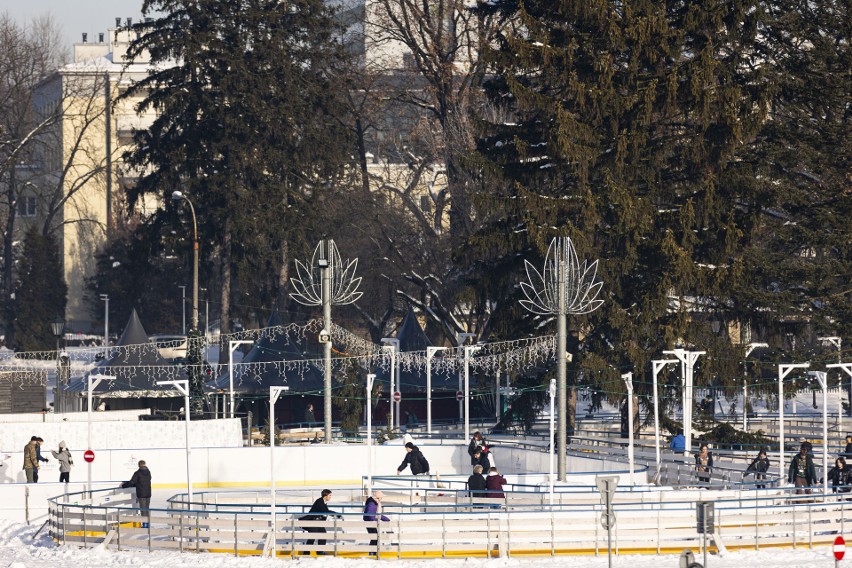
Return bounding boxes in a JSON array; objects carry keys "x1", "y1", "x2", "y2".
[
  {"x1": 468, "y1": 432, "x2": 489, "y2": 465},
  {"x1": 363, "y1": 490, "x2": 390, "y2": 549},
  {"x1": 467, "y1": 465, "x2": 487, "y2": 498},
  {"x1": 744, "y1": 449, "x2": 770, "y2": 489},
  {"x1": 843, "y1": 434, "x2": 852, "y2": 458},
  {"x1": 121, "y1": 460, "x2": 153, "y2": 523},
  {"x1": 300, "y1": 489, "x2": 338, "y2": 552},
  {"x1": 485, "y1": 467, "x2": 507, "y2": 499},
  {"x1": 304, "y1": 403, "x2": 316, "y2": 425},
  {"x1": 397, "y1": 442, "x2": 429, "y2": 475},
  {"x1": 828, "y1": 457, "x2": 851, "y2": 493},
  {"x1": 788, "y1": 442, "x2": 817, "y2": 494}
]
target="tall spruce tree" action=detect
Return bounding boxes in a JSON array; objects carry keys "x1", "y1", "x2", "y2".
[
  {"x1": 10, "y1": 227, "x2": 67, "y2": 351},
  {"x1": 119, "y1": 0, "x2": 354, "y2": 399},
  {"x1": 472, "y1": 0, "x2": 773, "y2": 423}
]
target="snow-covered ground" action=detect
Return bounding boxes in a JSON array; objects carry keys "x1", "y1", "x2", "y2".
[{"x1": 0, "y1": 518, "x2": 838, "y2": 568}]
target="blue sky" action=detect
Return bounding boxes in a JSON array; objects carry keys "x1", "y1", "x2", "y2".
[{"x1": 1, "y1": 0, "x2": 147, "y2": 51}]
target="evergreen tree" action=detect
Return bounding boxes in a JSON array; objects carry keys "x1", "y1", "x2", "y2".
[
  {"x1": 10, "y1": 227, "x2": 67, "y2": 351},
  {"x1": 120, "y1": 0, "x2": 355, "y2": 402},
  {"x1": 472, "y1": 0, "x2": 773, "y2": 422}
]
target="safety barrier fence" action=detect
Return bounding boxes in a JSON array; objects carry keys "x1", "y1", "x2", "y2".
[{"x1": 49, "y1": 485, "x2": 852, "y2": 558}]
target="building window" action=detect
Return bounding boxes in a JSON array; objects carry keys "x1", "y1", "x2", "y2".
[{"x1": 17, "y1": 196, "x2": 37, "y2": 217}]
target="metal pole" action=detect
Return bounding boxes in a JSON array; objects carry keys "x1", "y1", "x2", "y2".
[
  {"x1": 87, "y1": 379, "x2": 93, "y2": 494},
  {"x1": 184, "y1": 386, "x2": 192, "y2": 503},
  {"x1": 809, "y1": 372, "x2": 830, "y2": 497},
  {"x1": 464, "y1": 346, "x2": 477, "y2": 442},
  {"x1": 100, "y1": 294, "x2": 109, "y2": 348},
  {"x1": 557, "y1": 256, "x2": 567, "y2": 481},
  {"x1": 778, "y1": 364, "x2": 810, "y2": 477},
  {"x1": 549, "y1": 379, "x2": 556, "y2": 505},
  {"x1": 267, "y1": 386, "x2": 287, "y2": 555},
  {"x1": 228, "y1": 340, "x2": 253, "y2": 419},
  {"x1": 652, "y1": 360, "x2": 677, "y2": 479},
  {"x1": 426, "y1": 347, "x2": 446, "y2": 435},
  {"x1": 622, "y1": 372, "x2": 634, "y2": 479},
  {"x1": 367, "y1": 374, "x2": 375, "y2": 490},
  {"x1": 323, "y1": 240, "x2": 332, "y2": 443}
]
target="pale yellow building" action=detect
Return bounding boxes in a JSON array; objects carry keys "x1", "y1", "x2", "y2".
[{"x1": 32, "y1": 28, "x2": 159, "y2": 331}]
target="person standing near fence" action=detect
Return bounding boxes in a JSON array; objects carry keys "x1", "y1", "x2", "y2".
[
  {"x1": 50, "y1": 441, "x2": 73, "y2": 483},
  {"x1": 694, "y1": 444, "x2": 713, "y2": 486},
  {"x1": 121, "y1": 460, "x2": 152, "y2": 526},
  {"x1": 744, "y1": 448, "x2": 770, "y2": 489},
  {"x1": 22, "y1": 436, "x2": 39, "y2": 483},
  {"x1": 828, "y1": 457, "x2": 851, "y2": 493},
  {"x1": 485, "y1": 467, "x2": 507, "y2": 499},
  {"x1": 788, "y1": 442, "x2": 816, "y2": 495},
  {"x1": 33, "y1": 437, "x2": 49, "y2": 482},
  {"x1": 363, "y1": 490, "x2": 390, "y2": 551},
  {"x1": 468, "y1": 432, "x2": 489, "y2": 465},
  {"x1": 304, "y1": 403, "x2": 316, "y2": 425},
  {"x1": 467, "y1": 465, "x2": 487, "y2": 498}
]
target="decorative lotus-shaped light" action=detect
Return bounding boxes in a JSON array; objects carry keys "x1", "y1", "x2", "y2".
[
  {"x1": 519, "y1": 236, "x2": 604, "y2": 316},
  {"x1": 290, "y1": 240, "x2": 363, "y2": 307},
  {"x1": 518, "y1": 235, "x2": 604, "y2": 483}
]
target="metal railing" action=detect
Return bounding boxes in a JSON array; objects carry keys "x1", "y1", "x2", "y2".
[{"x1": 49, "y1": 485, "x2": 852, "y2": 558}]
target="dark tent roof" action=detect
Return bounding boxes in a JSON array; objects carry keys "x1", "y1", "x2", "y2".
[
  {"x1": 208, "y1": 311, "x2": 325, "y2": 393},
  {"x1": 65, "y1": 309, "x2": 178, "y2": 396},
  {"x1": 375, "y1": 307, "x2": 455, "y2": 393}
]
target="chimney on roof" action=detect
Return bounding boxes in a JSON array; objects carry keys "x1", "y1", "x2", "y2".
[
  {"x1": 82, "y1": 33, "x2": 88, "y2": 43},
  {"x1": 99, "y1": 33, "x2": 104, "y2": 43},
  {"x1": 126, "y1": 17, "x2": 132, "y2": 28},
  {"x1": 115, "y1": 17, "x2": 121, "y2": 27}
]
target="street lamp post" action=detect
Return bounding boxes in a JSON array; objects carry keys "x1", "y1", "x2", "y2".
[
  {"x1": 777, "y1": 363, "x2": 810, "y2": 477},
  {"x1": 87, "y1": 374, "x2": 115, "y2": 494},
  {"x1": 290, "y1": 239, "x2": 363, "y2": 443},
  {"x1": 455, "y1": 333, "x2": 476, "y2": 424},
  {"x1": 651, "y1": 359, "x2": 678, "y2": 479},
  {"x1": 548, "y1": 378, "x2": 556, "y2": 505},
  {"x1": 819, "y1": 337, "x2": 843, "y2": 414},
  {"x1": 426, "y1": 347, "x2": 448, "y2": 434},
  {"x1": 518, "y1": 237, "x2": 604, "y2": 481},
  {"x1": 807, "y1": 371, "x2": 829, "y2": 497},
  {"x1": 156, "y1": 380, "x2": 192, "y2": 503},
  {"x1": 50, "y1": 317, "x2": 65, "y2": 413},
  {"x1": 662, "y1": 349, "x2": 705, "y2": 453},
  {"x1": 172, "y1": 191, "x2": 203, "y2": 415},
  {"x1": 463, "y1": 345, "x2": 480, "y2": 442},
  {"x1": 268, "y1": 385, "x2": 289, "y2": 556},
  {"x1": 366, "y1": 374, "x2": 375, "y2": 490},
  {"x1": 99, "y1": 294, "x2": 109, "y2": 348},
  {"x1": 381, "y1": 338, "x2": 400, "y2": 430},
  {"x1": 742, "y1": 343, "x2": 768, "y2": 431},
  {"x1": 171, "y1": 192, "x2": 199, "y2": 332},
  {"x1": 228, "y1": 340, "x2": 254, "y2": 418},
  {"x1": 622, "y1": 372, "x2": 634, "y2": 479}
]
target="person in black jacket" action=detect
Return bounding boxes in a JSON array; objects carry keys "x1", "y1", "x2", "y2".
[
  {"x1": 788, "y1": 442, "x2": 817, "y2": 494},
  {"x1": 828, "y1": 457, "x2": 851, "y2": 493},
  {"x1": 397, "y1": 442, "x2": 429, "y2": 475},
  {"x1": 121, "y1": 460, "x2": 152, "y2": 523},
  {"x1": 468, "y1": 432, "x2": 488, "y2": 465},
  {"x1": 843, "y1": 434, "x2": 852, "y2": 459},
  {"x1": 744, "y1": 449, "x2": 770, "y2": 489},
  {"x1": 467, "y1": 465, "x2": 487, "y2": 498},
  {"x1": 470, "y1": 449, "x2": 490, "y2": 471},
  {"x1": 300, "y1": 489, "x2": 338, "y2": 552}
]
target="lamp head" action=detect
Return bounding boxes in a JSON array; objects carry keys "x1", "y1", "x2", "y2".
[{"x1": 171, "y1": 191, "x2": 183, "y2": 201}]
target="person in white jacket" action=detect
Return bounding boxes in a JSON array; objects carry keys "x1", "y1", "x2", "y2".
[{"x1": 50, "y1": 441, "x2": 73, "y2": 483}]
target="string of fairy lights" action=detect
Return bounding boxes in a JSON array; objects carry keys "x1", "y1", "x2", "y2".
[{"x1": 0, "y1": 317, "x2": 846, "y2": 401}]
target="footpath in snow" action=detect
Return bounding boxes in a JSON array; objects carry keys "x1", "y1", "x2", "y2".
[{"x1": 0, "y1": 519, "x2": 839, "y2": 568}]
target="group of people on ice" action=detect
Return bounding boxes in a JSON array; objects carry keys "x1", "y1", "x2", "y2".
[{"x1": 22, "y1": 436, "x2": 73, "y2": 483}]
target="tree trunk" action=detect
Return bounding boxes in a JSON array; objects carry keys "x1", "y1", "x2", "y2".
[
  {"x1": 276, "y1": 238, "x2": 289, "y2": 309},
  {"x1": 3, "y1": 176, "x2": 19, "y2": 346},
  {"x1": 218, "y1": 223, "x2": 232, "y2": 365}
]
